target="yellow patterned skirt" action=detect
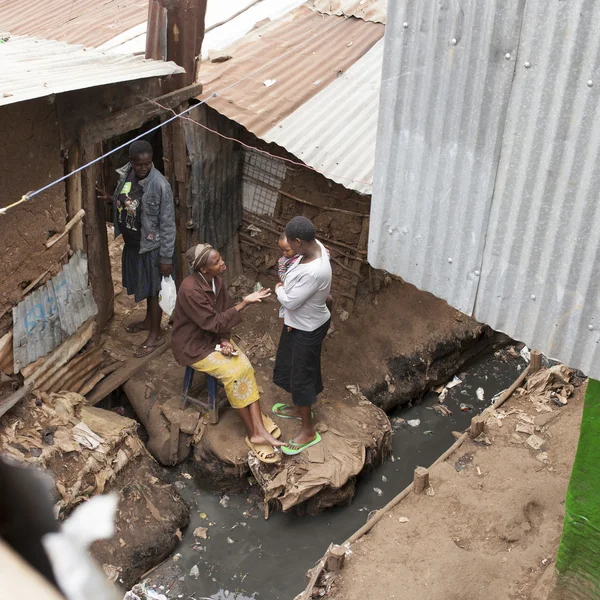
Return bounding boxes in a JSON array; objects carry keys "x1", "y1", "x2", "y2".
[{"x1": 191, "y1": 343, "x2": 260, "y2": 409}]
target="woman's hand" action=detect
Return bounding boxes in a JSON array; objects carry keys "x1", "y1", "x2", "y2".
[
  {"x1": 243, "y1": 288, "x2": 271, "y2": 304},
  {"x1": 220, "y1": 340, "x2": 235, "y2": 356},
  {"x1": 275, "y1": 282, "x2": 283, "y2": 290}
]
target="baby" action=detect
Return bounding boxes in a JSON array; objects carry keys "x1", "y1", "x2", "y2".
[{"x1": 278, "y1": 233, "x2": 335, "y2": 333}]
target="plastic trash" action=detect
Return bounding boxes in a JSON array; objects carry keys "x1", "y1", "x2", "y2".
[
  {"x1": 460, "y1": 403, "x2": 473, "y2": 412},
  {"x1": 476, "y1": 387, "x2": 485, "y2": 401},
  {"x1": 520, "y1": 345, "x2": 531, "y2": 363},
  {"x1": 446, "y1": 376, "x2": 462, "y2": 389},
  {"x1": 407, "y1": 419, "x2": 421, "y2": 427},
  {"x1": 158, "y1": 276, "x2": 176, "y2": 316},
  {"x1": 373, "y1": 488, "x2": 383, "y2": 496},
  {"x1": 42, "y1": 494, "x2": 120, "y2": 600},
  {"x1": 190, "y1": 565, "x2": 200, "y2": 579}
]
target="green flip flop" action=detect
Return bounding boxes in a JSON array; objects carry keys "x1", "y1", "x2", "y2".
[
  {"x1": 281, "y1": 433, "x2": 322, "y2": 456},
  {"x1": 272, "y1": 403, "x2": 314, "y2": 421}
]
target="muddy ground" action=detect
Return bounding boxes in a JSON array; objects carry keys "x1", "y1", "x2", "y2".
[{"x1": 330, "y1": 377, "x2": 584, "y2": 600}]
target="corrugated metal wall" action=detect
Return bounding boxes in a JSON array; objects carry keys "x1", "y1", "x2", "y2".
[
  {"x1": 12, "y1": 251, "x2": 98, "y2": 372},
  {"x1": 184, "y1": 105, "x2": 243, "y2": 250},
  {"x1": 370, "y1": 0, "x2": 600, "y2": 378}
]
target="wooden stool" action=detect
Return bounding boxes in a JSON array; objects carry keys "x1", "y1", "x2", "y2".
[{"x1": 180, "y1": 366, "x2": 226, "y2": 424}]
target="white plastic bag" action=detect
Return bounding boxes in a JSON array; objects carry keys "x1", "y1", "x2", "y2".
[
  {"x1": 42, "y1": 494, "x2": 121, "y2": 600},
  {"x1": 158, "y1": 276, "x2": 176, "y2": 316}
]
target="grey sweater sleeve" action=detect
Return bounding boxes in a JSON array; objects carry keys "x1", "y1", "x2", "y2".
[{"x1": 159, "y1": 181, "x2": 176, "y2": 264}]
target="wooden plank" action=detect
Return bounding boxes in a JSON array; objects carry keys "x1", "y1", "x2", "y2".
[
  {"x1": 347, "y1": 215, "x2": 370, "y2": 313},
  {"x1": 66, "y1": 143, "x2": 85, "y2": 251},
  {"x1": 80, "y1": 83, "x2": 203, "y2": 144},
  {"x1": 81, "y1": 143, "x2": 114, "y2": 331},
  {"x1": 46, "y1": 209, "x2": 85, "y2": 249},
  {"x1": 0, "y1": 385, "x2": 31, "y2": 419},
  {"x1": 86, "y1": 333, "x2": 172, "y2": 405}
]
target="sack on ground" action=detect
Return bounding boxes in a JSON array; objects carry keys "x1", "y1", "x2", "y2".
[{"x1": 158, "y1": 276, "x2": 176, "y2": 316}]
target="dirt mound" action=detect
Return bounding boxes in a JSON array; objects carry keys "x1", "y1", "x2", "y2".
[
  {"x1": 91, "y1": 456, "x2": 189, "y2": 591},
  {"x1": 233, "y1": 276, "x2": 491, "y2": 413},
  {"x1": 0, "y1": 390, "x2": 190, "y2": 590}
]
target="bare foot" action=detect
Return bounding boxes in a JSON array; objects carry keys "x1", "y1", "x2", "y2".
[
  {"x1": 252, "y1": 431, "x2": 285, "y2": 448},
  {"x1": 290, "y1": 429, "x2": 318, "y2": 446},
  {"x1": 276, "y1": 405, "x2": 301, "y2": 418},
  {"x1": 142, "y1": 331, "x2": 163, "y2": 347},
  {"x1": 126, "y1": 320, "x2": 151, "y2": 333}
]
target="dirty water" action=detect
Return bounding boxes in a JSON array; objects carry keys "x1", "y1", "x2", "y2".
[{"x1": 148, "y1": 350, "x2": 526, "y2": 600}]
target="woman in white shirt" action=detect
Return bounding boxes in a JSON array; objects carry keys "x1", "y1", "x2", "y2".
[{"x1": 273, "y1": 217, "x2": 332, "y2": 455}]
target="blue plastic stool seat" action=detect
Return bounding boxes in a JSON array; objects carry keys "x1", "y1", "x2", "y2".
[{"x1": 180, "y1": 366, "x2": 224, "y2": 424}]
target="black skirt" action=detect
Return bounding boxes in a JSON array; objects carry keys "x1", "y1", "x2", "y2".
[
  {"x1": 122, "y1": 245, "x2": 161, "y2": 303},
  {"x1": 273, "y1": 319, "x2": 330, "y2": 407}
]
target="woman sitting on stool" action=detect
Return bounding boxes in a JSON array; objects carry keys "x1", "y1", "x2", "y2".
[{"x1": 171, "y1": 244, "x2": 283, "y2": 463}]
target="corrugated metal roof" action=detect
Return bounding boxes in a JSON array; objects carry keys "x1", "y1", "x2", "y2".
[
  {"x1": 198, "y1": 5, "x2": 384, "y2": 138},
  {"x1": 12, "y1": 251, "x2": 98, "y2": 372},
  {"x1": 0, "y1": 0, "x2": 148, "y2": 48},
  {"x1": 475, "y1": 0, "x2": 600, "y2": 378},
  {"x1": 311, "y1": 0, "x2": 387, "y2": 23},
  {"x1": 0, "y1": 35, "x2": 185, "y2": 107},
  {"x1": 263, "y1": 37, "x2": 384, "y2": 194},
  {"x1": 369, "y1": 0, "x2": 524, "y2": 313},
  {"x1": 370, "y1": 0, "x2": 600, "y2": 379}
]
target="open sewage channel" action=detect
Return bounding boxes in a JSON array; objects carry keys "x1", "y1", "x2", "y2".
[{"x1": 136, "y1": 349, "x2": 527, "y2": 600}]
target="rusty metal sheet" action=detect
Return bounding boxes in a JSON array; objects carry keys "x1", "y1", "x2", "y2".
[
  {"x1": 12, "y1": 250, "x2": 98, "y2": 372},
  {"x1": 0, "y1": 0, "x2": 148, "y2": 48},
  {"x1": 197, "y1": 5, "x2": 384, "y2": 138}
]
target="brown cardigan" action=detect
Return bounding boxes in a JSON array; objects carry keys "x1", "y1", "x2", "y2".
[{"x1": 171, "y1": 273, "x2": 242, "y2": 366}]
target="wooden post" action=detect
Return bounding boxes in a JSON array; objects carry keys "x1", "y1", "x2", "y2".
[
  {"x1": 413, "y1": 466, "x2": 429, "y2": 494},
  {"x1": 530, "y1": 349, "x2": 542, "y2": 373},
  {"x1": 66, "y1": 143, "x2": 85, "y2": 251},
  {"x1": 346, "y1": 214, "x2": 370, "y2": 313},
  {"x1": 172, "y1": 108, "x2": 189, "y2": 287},
  {"x1": 81, "y1": 142, "x2": 114, "y2": 332},
  {"x1": 469, "y1": 414, "x2": 486, "y2": 439},
  {"x1": 325, "y1": 544, "x2": 346, "y2": 572}
]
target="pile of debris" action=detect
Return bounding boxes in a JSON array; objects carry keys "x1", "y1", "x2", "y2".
[
  {"x1": 486, "y1": 364, "x2": 575, "y2": 460},
  {"x1": 0, "y1": 389, "x2": 144, "y2": 514}
]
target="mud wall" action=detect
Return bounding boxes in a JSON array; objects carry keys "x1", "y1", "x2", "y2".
[
  {"x1": 237, "y1": 130, "x2": 376, "y2": 311},
  {"x1": 0, "y1": 99, "x2": 68, "y2": 334}
]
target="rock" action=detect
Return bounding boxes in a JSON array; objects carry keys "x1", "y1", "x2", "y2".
[
  {"x1": 208, "y1": 51, "x2": 233, "y2": 63},
  {"x1": 534, "y1": 411, "x2": 558, "y2": 430},
  {"x1": 516, "y1": 422, "x2": 535, "y2": 435},
  {"x1": 526, "y1": 434, "x2": 545, "y2": 450}
]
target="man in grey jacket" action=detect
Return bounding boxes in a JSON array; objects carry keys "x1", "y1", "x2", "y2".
[{"x1": 97, "y1": 140, "x2": 175, "y2": 357}]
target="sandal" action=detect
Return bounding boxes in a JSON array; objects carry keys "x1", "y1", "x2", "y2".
[
  {"x1": 245, "y1": 437, "x2": 280, "y2": 464},
  {"x1": 262, "y1": 413, "x2": 281, "y2": 439},
  {"x1": 126, "y1": 321, "x2": 149, "y2": 334},
  {"x1": 272, "y1": 403, "x2": 313, "y2": 421},
  {"x1": 133, "y1": 337, "x2": 166, "y2": 358},
  {"x1": 281, "y1": 433, "x2": 322, "y2": 456}
]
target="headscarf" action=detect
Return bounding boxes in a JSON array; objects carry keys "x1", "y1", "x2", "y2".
[{"x1": 187, "y1": 243, "x2": 214, "y2": 272}]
